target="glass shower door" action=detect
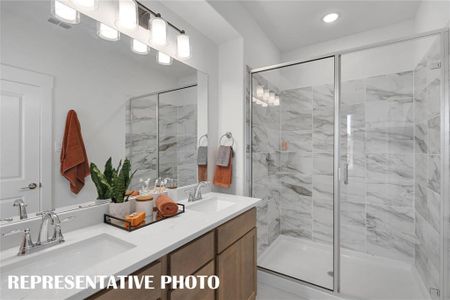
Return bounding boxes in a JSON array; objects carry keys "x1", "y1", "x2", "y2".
[
  {"x1": 252, "y1": 57, "x2": 335, "y2": 290},
  {"x1": 339, "y1": 34, "x2": 445, "y2": 300}
]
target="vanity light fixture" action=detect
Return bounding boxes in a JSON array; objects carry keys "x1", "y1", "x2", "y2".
[
  {"x1": 116, "y1": 0, "x2": 138, "y2": 30},
  {"x1": 132, "y1": 39, "x2": 149, "y2": 54},
  {"x1": 322, "y1": 13, "x2": 339, "y2": 23},
  {"x1": 151, "y1": 14, "x2": 167, "y2": 46},
  {"x1": 177, "y1": 31, "x2": 191, "y2": 58},
  {"x1": 157, "y1": 51, "x2": 172, "y2": 65},
  {"x1": 97, "y1": 22, "x2": 120, "y2": 41},
  {"x1": 73, "y1": 0, "x2": 96, "y2": 10},
  {"x1": 52, "y1": 0, "x2": 80, "y2": 24}
]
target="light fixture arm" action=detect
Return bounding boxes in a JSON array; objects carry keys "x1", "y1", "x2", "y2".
[{"x1": 136, "y1": 1, "x2": 185, "y2": 35}]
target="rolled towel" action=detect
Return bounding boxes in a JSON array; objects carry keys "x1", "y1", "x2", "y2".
[{"x1": 155, "y1": 195, "x2": 178, "y2": 217}]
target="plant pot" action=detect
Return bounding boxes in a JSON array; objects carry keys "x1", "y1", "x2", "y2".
[{"x1": 109, "y1": 201, "x2": 131, "y2": 219}]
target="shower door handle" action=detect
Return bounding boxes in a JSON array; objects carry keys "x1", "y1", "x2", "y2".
[{"x1": 343, "y1": 163, "x2": 349, "y2": 185}]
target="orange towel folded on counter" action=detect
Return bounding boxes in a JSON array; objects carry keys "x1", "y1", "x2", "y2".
[
  {"x1": 155, "y1": 195, "x2": 178, "y2": 217},
  {"x1": 60, "y1": 110, "x2": 90, "y2": 194}
]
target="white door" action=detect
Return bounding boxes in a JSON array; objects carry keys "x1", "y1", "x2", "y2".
[{"x1": 0, "y1": 79, "x2": 42, "y2": 219}]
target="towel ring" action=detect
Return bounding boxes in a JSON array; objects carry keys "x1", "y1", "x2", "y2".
[
  {"x1": 198, "y1": 134, "x2": 208, "y2": 147},
  {"x1": 219, "y1": 132, "x2": 234, "y2": 147}
]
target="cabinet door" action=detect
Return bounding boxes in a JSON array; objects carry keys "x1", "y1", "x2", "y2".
[
  {"x1": 240, "y1": 228, "x2": 256, "y2": 300},
  {"x1": 169, "y1": 260, "x2": 215, "y2": 300},
  {"x1": 88, "y1": 259, "x2": 165, "y2": 300},
  {"x1": 217, "y1": 241, "x2": 241, "y2": 300}
]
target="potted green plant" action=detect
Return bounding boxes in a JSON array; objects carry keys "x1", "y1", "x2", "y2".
[{"x1": 90, "y1": 157, "x2": 136, "y2": 219}]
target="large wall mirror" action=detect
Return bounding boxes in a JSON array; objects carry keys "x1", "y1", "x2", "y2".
[{"x1": 0, "y1": 0, "x2": 208, "y2": 223}]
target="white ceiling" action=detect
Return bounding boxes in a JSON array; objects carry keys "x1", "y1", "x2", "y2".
[{"x1": 241, "y1": 0, "x2": 421, "y2": 52}]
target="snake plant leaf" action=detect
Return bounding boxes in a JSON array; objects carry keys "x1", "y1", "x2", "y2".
[{"x1": 104, "y1": 157, "x2": 113, "y2": 183}]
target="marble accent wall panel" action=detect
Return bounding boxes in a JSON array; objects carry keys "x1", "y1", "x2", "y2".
[{"x1": 414, "y1": 38, "x2": 442, "y2": 291}]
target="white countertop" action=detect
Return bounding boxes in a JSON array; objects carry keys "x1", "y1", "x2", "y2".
[{"x1": 0, "y1": 193, "x2": 261, "y2": 300}]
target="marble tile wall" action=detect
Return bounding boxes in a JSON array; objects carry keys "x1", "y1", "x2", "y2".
[
  {"x1": 158, "y1": 101, "x2": 198, "y2": 187},
  {"x1": 253, "y1": 68, "x2": 435, "y2": 265},
  {"x1": 252, "y1": 74, "x2": 281, "y2": 255},
  {"x1": 126, "y1": 90, "x2": 198, "y2": 190},
  {"x1": 126, "y1": 96, "x2": 158, "y2": 189},
  {"x1": 413, "y1": 38, "x2": 442, "y2": 291}
]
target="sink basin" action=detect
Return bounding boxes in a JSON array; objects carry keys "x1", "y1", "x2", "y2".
[
  {"x1": 188, "y1": 197, "x2": 235, "y2": 213},
  {"x1": 1, "y1": 233, "x2": 134, "y2": 285},
  {"x1": 1, "y1": 234, "x2": 135, "y2": 298}
]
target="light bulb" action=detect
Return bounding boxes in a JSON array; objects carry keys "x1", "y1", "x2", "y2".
[
  {"x1": 177, "y1": 31, "x2": 190, "y2": 58},
  {"x1": 274, "y1": 95, "x2": 280, "y2": 106},
  {"x1": 132, "y1": 39, "x2": 149, "y2": 55},
  {"x1": 256, "y1": 85, "x2": 264, "y2": 98},
  {"x1": 73, "y1": 0, "x2": 96, "y2": 9},
  {"x1": 151, "y1": 15, "x2": 167, "y2": 46},
  {"x1": 322, "y1": 13, "x2": 339, "y2": 23},
  {"x1": 157, "y1": 52, "x2": 172, "y2": 65},
  {"x1": 97, "y1": 22, "x2": 120, "y2": 41},
  {"x1": 116, "y1": 0, "x2": 137, "y2": 30},
  {"x1": 269, "y1": 92, "x2": 276, "y2": 104},
  {"x1": 52, "y1": 0, "x2": 79, "y2": 24},
  {"x1": 263, "y1": 89, "x2": 270, "y2": 101}
]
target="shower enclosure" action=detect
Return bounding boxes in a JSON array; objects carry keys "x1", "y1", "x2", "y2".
[{"x1": 247, "y1": 31, "x2": 449, "y2": 300}]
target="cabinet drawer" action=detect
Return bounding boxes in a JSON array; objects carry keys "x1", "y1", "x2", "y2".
[
  {"x1": 169, "y1": 231, "x2": 214, "y2": 276},
  {"x1": 216, "y1": 208, "x2": 256, "y2": 253},
  {"x1": 169, "y1": 260, "x2": 215, "y2": 300},
  {"x1": 88, "y1": 259, "x2": 164, "y2": 300}
]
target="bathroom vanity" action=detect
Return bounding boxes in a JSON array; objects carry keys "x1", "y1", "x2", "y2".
[{"x1": 0, "y1": 193, "x2": 260, "y2": 300}]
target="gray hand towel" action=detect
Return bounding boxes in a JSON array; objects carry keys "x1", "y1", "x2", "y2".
[
  {"x1": 197, "y1": 146, "x2": 208, "y2": 166},
  {"x1": 216, "y1": 145, "x2": 232, "y2": 167}
]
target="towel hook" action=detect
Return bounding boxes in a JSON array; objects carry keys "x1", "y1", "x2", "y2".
[
  {"x1": 219, "y1": 132, "x2": 234, "y2": 147},
  {"x1": 198, "y1": 134, "x2": 208, "y2": 147}
]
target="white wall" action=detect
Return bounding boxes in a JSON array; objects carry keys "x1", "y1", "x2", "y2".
[
  {"x1": 1, "y1": 4, "x2": 184, "y2": 209},
  {"x1": 414, "y1": 0, "x2": 450, "y2": 33},
  {"x1": 203, "y1": 1, "x2": 281, "y2": 195}
]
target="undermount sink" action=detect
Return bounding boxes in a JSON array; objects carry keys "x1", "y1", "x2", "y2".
[
  {"x1": 188, "y1": 197, "x2": 235, "y2": 213},
  {"x1": 1, "y1": 233, "x2": 135, "y2": 278}
]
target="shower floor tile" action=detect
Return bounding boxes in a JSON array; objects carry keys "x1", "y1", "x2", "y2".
[{"x1": 258, "y1": 235, "x2": 430, "y2": 300}]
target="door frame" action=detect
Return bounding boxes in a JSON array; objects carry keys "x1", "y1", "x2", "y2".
[{"x1": 1, "y1": 64, "x2": 54, "y2": 212}]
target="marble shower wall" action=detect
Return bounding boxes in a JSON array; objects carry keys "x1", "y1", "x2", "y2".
[
  {"x1": 253, "y1": 69, "x2": 429, "y2": 264},
  {"x1": 159, "y1": 101, "x2": 198, "y2": 187},
  {"x1": 126, "y1": 95, "x2": 158, "y2": 189},
  {"x1": 413, "y1": 38, "x2": 442, "y2": 291},
  {"x1": 126, "y1": 88, "x2": 198, "y2": 189},
  {"x1": 252, "y1": 74, "x2": 281, "y2": 256}
]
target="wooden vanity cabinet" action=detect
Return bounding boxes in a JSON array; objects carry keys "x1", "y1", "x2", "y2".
[
  {"x1": 88, "y1": 257, "x2": 167, "y2": 300},
  {"x1": 216, "y1": 209, "x2": 257, "y2": 300},
  {"x1": 88, "y1": 208, "x2": 256, "y2": 300}
]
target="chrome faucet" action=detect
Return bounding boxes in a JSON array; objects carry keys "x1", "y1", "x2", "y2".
[
  {"x1": 17, "y1": 211, "x2": 64, "y2": 256},
  {"x1": 13, "y1": 199, "x2": 28, "y2": 220},
  {"x1": 188, "y1": 181, "x2": 210, "y2": 202}
]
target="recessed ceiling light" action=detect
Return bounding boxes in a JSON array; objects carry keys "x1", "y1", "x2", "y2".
[{"x1": 322, "y1": 13, "x2": 339, "y2": 23}]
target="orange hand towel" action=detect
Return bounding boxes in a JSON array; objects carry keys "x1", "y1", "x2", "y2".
[
  {"x1": 155, "y1": 195, "x2": 178, "y2": 217},
  {"x1": 213, "y1": 147, "x2": 233, "y2": 188},
  {"x1": 60, "y1": 110, "x2": 90, "y2": 194},
  {"x1": 198, "y1": 165, "x2": 207, "y2": 182}
]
